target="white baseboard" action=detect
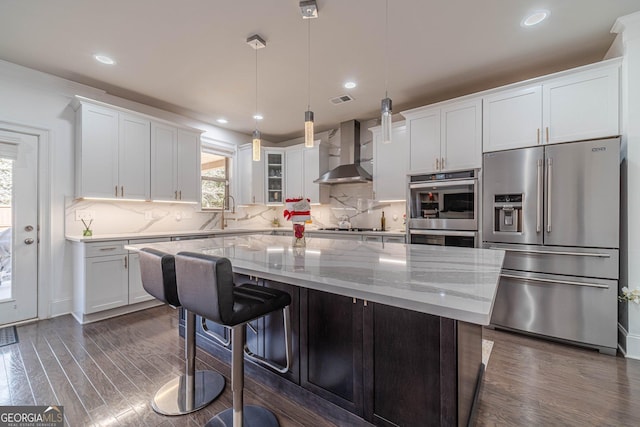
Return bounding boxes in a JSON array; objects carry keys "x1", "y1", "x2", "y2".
[
  {"x1": 625, "y1": 333, "x2": 640, "y2": 360},
  {"x1": 619, "y1": 322, "x2": 640, "y2": 360},
  {"x1": 49, "y1": 298, "x2": 73, "y2": 318}
]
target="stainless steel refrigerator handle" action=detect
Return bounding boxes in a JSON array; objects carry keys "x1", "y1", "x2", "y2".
[
  {"x1": 488, "y1": 246, "x2": 611, "y2": 258},
  {"x1": 500, "y1": 273, "x2": 609, "y2": 289},
  {"x1": 536, "y1": 158, "x2": 542, "y2": 233},
  {"x1": 547, "y1": 157, "x2": 552, "y2": 233}
]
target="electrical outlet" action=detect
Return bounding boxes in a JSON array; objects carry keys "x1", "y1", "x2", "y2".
[{"x1": 75, "y1": 210, "x2": 94, "y2": 221}]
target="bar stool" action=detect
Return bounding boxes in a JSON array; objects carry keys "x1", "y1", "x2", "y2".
[
  {"x1": 175, "y1": 251, "x2": 292, "y2": 427},
  {"x1": 138, "y1": 248, "x2": 225, "y2": 416}
]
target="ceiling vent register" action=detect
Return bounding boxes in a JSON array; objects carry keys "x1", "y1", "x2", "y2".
[{"x1": 330, "y1": 94, "x2": 355, "y2": 105}]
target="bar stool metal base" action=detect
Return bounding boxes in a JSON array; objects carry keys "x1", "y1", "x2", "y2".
[
  {"x1": 204, "y1": 405, "x2": 278, "y2": 427},
  {"x1": 151, "y1": 370, "x2": 225, "y2": 416}
]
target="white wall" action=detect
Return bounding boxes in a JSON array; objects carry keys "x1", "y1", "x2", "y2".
[
  {"x1": 612, "y1": 11, "x2": 640, "y2": 358},
  {"x1": 0, "y1": 59, "x2": 253, "y2": 318}
]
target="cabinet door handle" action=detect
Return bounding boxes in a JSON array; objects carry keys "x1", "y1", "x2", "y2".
[
  {"x1": 363, "y1": 300, "x2": 368, "y2": 307},
  {"x1": 537, "y1": 128, "x2": 540, "y2": 144},
  {"x1": 179, "y1": 190, "x2": 182, "y2": 200},
  {"x1": 546, "y1": 126, "x2": 549, "y2": 142},
  {"x1": 175, "y1": 190, "x2": 178, "y2": 200},
  {"x1": 124, "y1": 256, "x2": 128, "y2": 269},
  {"x1": 441, "y1": 157, "x2": 445, "y2": 169},
  {"x1": 99, "y1": 247, "x2": 118, "y2": 251},
  {"x1": 353, "y1": 298, "x2": 357, "y2": 304},
  {"x1": 115, "y1": 185, "x2": 118, "y2": 197},
  {"x1": 121, "y1": 186, "x2": 124, "y2": 197},
  {"x1": 435, "y1": 157, "x2": 440, "y2": 171}
]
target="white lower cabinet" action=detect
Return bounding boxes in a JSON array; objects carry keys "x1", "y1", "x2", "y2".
[
  {"x1": 127, "y1": 237, "x2": 171, "y2": 304},
  {"x1": 73, "y1": 238, "x2": 168, "y2": 323}
]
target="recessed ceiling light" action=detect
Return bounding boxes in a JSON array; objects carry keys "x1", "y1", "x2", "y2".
[
  {"x1": 344, "y1": 81, "x2": 357, "y2": 89},
  {"x1": 93, "y1": 54, "x2": 115, "y2": 65},
  {"x1": 253, "y1": 114, "x2": 264, "y2": 120},
  {"x1": 217, "y1": 118, "x2": 228, "y2": 124},
  {"x1": 521, "y1": 10, "x2": 550, "y2": 27}
]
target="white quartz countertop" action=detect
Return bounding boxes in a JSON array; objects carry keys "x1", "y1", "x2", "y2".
[
  {"x1": 125, "y1": 234, "x2": 504, "y2": 325},
  {"x1": 65, "y1": 228, "x2": 275, "y2": 242},
  {"x1": 66, "y1": 228, "x2": 406, "y2": 242}
]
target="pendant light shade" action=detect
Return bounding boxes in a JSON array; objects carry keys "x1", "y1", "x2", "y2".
[
  {"x1": 381, "y1": 97, "x2": 392, "y2": 144},
  {"x1": 304, "y1": 110, "x2": 314, "y2": 147},
  {"x1": 252, "y1": 129, "x2": 261, "y2": 161}
]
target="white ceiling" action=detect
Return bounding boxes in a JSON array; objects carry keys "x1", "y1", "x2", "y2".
[{"x1": 0, "y1": 0, "x2": 638, "y2": 142}]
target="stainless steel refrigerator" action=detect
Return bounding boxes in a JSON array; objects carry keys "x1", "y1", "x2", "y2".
[{"x1": 483, "y1": 137, "x2": 620, "y2": 355}]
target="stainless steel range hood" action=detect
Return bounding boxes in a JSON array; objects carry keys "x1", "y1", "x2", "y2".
[{"x1": 314, "y1": 120, "x2": 372, "y2": 184}]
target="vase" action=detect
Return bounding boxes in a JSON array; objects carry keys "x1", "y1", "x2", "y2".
[{"x1": 292, "y1": 222, "x2": 306, "y2": 247}]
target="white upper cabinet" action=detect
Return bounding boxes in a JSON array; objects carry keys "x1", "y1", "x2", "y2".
[
  {"x1": 408, "y1": 108, "x2": 440, "y2": 173},
  {"x1": 265, "y1": 149, "x2": 285, "y2": 205},
  {"x1": 75, "y1": 102, "x2": 120, "y2": 198},
  {"x1": 150, "y1": 122, "x2": 201, "y2": 202},
  {"x1": 150, "y1": 122, "x2": 177, "y2": 201},
  {"x1": 285, "y1": 143, "x2": 329, "y2": 205},
  {"x1": 75, "y1": 102, "x2": 151, "y2": 200},
  {"x1": 483, "y1": 85, "x2": 543, "y2": 152},
  {"x1": 483, "y1": 61, "x2": 620, "y2": 152},
  {"x1": 176, "y1": 129, "x2": 200, "y2": 202},
  {"x1": 441, "y1": 98, "x2": 482, "y2": 171},
  {"x1": 118, "y1": 114, "x2": 150, "y2": 200},
  {"x1": 285, "y1": 146, "x2": 303, "y2": 199},
  {"x1": 303, "y1": 143, "x2": 329, "y2": 205},
  {"x1": 543, "y1": 66, "x2": 619, "y2": 144},
  {"x1": 74, "y1": 97, "x2": 200, "y2": 202},
  {"x1": 403, "y1": 97, "x2": 481, "y2": 174},
  {"x1": 236, "y1": 144, "x2": 264, "y2": 205},
  {"x1": 371, "y1": 122, "x2": 408, "y2": 201}
]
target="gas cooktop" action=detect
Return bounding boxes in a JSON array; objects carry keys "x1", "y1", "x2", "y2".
[{"x1": 316, "y1": 227, "x2": 380, "y2": 232}]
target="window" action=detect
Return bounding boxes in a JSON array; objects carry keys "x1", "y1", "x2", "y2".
[{"x1": 201, "y1": 150, "x2": 229, "y2": 210}]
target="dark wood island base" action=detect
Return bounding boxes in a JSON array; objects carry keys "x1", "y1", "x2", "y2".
[{"x1": 180, "y1": 278, "x2": 484, "y2": 427}]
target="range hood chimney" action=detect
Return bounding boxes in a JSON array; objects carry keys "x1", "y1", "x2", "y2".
[{"x1": 314, "y1": 120, "x2": 372, "y2": 184}]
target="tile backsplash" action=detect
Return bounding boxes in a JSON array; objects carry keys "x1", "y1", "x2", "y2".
[{"x1": 65, "y1": 183, "x2": 406, "y2": 236}]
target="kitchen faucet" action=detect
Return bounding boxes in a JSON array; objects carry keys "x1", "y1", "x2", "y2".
[{"x1": 221, "y1": 195, "x2": 236, "y2": 229}]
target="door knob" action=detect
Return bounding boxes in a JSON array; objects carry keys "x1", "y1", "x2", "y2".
[
  {"x1": 24, "y1": 225, "x2": 33, "y2": 232},
  {"x1": 24, "y1": 238, "x2": 34, "y2": 245}
]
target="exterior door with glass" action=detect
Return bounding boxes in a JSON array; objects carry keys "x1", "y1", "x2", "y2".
[{"x1": 0, "y1": 129, "x2": 38, "y2": 326}]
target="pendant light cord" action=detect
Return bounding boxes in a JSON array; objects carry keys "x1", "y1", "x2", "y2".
[
  {"x1": 255, "y1": 47, "x2": 258, "y2": 128},
  {"x1": 384, "y1": 0, "x2": 389, "y2": 98},
  {"x1": 307, "y1": 18, "x2": 311, "y2": 111}
]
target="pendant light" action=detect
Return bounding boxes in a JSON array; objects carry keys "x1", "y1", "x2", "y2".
[
  {"x1": 247, "y1": 34, "x2": 266, "y2": 161},
  {"x1": 381, "y1": 0, "x2": 392, "y2": 144},
  {"x1": 301, "y1": 1, "x2": 318, "y2": 148}
]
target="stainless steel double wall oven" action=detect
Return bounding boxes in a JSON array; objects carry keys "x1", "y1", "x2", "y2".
[{"x1": 407, "y1": 170, "x2": 479, "y2": 247}]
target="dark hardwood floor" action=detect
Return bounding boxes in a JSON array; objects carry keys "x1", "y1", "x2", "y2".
[
  {"x1": 2, "y1": 305, "x2": 640, "y2": 426},
  {"x1": 476, "y1": 328, "x2": 640, "y2": 426}
]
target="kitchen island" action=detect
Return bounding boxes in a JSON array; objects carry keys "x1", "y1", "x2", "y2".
[{"x1": 126, "y1": 235, "x2": 504, "y2": 426}]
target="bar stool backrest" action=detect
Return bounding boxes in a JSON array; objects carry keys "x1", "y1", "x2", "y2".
[
  {"x1": 175, "y1": 252, "x2": 235, "y2": 325},
  {"x1": 139, "y1": 248, "x2": 180, "y2": 307}
]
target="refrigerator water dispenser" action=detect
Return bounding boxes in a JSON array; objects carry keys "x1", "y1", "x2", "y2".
[{"x1": 494, "y1": 194, "x2": 522, "y2": 233}]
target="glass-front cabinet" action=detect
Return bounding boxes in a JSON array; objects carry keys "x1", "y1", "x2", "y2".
[{"x1": 265, "y1": 150, "x2": 285, "y2": 204}]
